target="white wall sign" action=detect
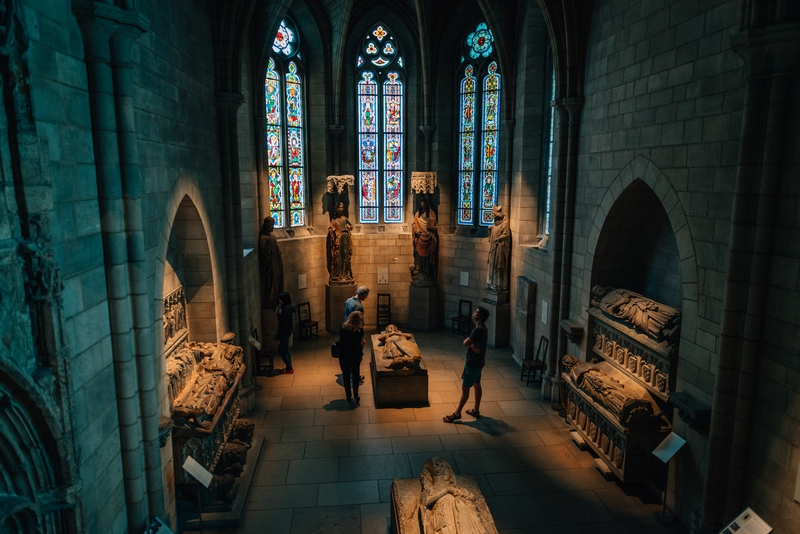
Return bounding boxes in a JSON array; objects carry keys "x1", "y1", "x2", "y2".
[
  {"x1": 541, "y1": 300, "x2": 548, "y2": 325},
  {"x1": 247, "y1": 335, "x2": 261, "y2": 350},
  {"x1": 298, "y1": 273, "x2": 307, "y2": 289},
  {"x1": 182, "y1": 455, "x2": 213, "y2": 488},
  {"x1": 720, "y1": 507, "x2": 772, "y2": 534},
  {"x1": 460, "y1": 271, "x2": 469, "y2": 286},
  {"x1": 377, "y1": 267, "x2": 388, "y2": 284}
]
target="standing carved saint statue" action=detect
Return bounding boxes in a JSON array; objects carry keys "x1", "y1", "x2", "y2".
[
  {"x1": 259, "y1": 216, "x2": 284, "y2": 309},
  {"x1": 486, "y1": 206, "x2": 511, "y2": 292},
  {"x1": 411, "y1": 198, "x2": 438, "y2": 286},
  {"x1": 327, "y1": 201, "x2": 354, "y2": 284}
]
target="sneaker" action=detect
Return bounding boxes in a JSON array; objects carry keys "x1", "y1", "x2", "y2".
[{"x1": 282, "y1": 368, "x2": 294, "y2": 374}]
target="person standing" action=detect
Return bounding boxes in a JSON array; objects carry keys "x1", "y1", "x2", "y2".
[
  {"x1": 344, "y1": 285, "x2": 370, "y2": 321},
  {"x1": 443, "y1": 306, "x2": 490, "y2": 422},
  {"x1": 276, "y1": 292, "x2": 296, "y2": 374},
  {"x1": 339, "y1": 311, "x2": 366, "y2": 404}
]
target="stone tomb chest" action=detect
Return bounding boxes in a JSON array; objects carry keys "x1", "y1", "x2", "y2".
[{"x1": 370, "y1": 325, "x2": 429, "y2": 408}]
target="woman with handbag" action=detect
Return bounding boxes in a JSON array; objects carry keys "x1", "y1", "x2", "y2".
[
  {"x1": 339, "y1": 311, "x2": 366, "y2": 403},
  {"x1": 276, "y1": 292, "x2": 296, "y2": 374}
]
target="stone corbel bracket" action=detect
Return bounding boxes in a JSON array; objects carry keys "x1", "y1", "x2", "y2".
[
  {"x1": 411, "y1": 171, "x2": 437, "y2": 194},
  {"x1": 560, "y1": 319, "x2": 584, "y2": 343},
  {"x1": 326, "y1": 174, "x2": 354, "y2": 194},
  {"x1": 668, "y1": 391, "x2": 711, "y2": 431}
]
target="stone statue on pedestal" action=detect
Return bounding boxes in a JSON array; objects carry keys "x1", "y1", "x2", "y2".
[
  {"x1": 486, "y1": 206, "x2": 510, "y2": 293},
  {"x1": 326, "y1": 201, "x2": 354, "y2": 284},
  {"x1": 259, "y1": 216, "x2": 284, "y2": 309},
  {"x1": 411, "y1": 198, "x2": 438, "y2": 286}
]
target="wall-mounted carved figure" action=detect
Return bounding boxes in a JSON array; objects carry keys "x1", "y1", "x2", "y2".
[
  {"x1": 259, "y1": 216, "x2": 284, "y2": 308},
  {"x1": 486, "y1": 206, "x2": 511, "y2": 292},
  {"x1": 562, "y1": 355, "x2": 661, "y2": 428},
  {"x1": 326, "y1": 201, "x2": 354, "y2": 284},
  {"x1": 590, "y1": 286, "x2": 681, "y2": 343},
  {"x1": 411, "y1": 198, "x2": 438, "y2": 286}
]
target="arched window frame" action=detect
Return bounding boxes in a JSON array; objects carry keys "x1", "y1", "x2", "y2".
[
  {"x1": 356, "y1": 23, "x2": 405, "y2": 224},
  {"x1": 541, "y1": 60, "x2": 556, "y2": 237},
  {"x1": 266, "y1": 18, "x2": 307, "y2": 229},
  {"x1": 457, "y1": 22, "x2": 501, "y2": 227}
]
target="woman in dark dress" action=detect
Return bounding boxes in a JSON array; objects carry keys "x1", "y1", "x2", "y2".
[
  {"x1": 276, "y1": 292, "x2": 296, "y2": 374},
  {"x1": 339, "y1": 311, "x2": 366, "y2": 403}
]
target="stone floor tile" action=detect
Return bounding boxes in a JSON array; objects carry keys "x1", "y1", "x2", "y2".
[
  {"x1": 407, "y1": 420, "x2": 460, "y2": 436},
  {"x1": 360, "y1": 502, "x2": 391, "y2": 534},
  {"x1": 316, "y1": 480, "x2": 380, "y2": 506},
  {"x1": 515, "y1": 445, "x2": 582, "y2": 471},
  {"x1": 323, "y1": 424, "x2": 358, "y2": 440},
  {"x1": 357, "y1": 421, "x2": 409, "y2": 439},
  {"x1": 349, "y1": 437, "x2": 393, "y2": 456},
  {"x1": 428, "y1": 379, "x2": 461, "y2": 391},
  {"x1": 321, "y1": 398, "x2": 356, "y2": 411},
  {"x1": 377, "y1": 478, "x2": 393, "y2": 503},
  {"x1": 286, "y1": 457, "x2": 340, "y2": 484},
  {"x1": 256, "y1": 396, "x2": 283, "y2": 411},
  {"x1": 280, "y1": 425, "x2": 324, "y2": 443},
  {"x1": 438, "y1": 389, "x2": 466, "y2": 403},
  {"x1": 544, "y1": 467, "x2": 614, "y2": 492},
  {"x1": 452, "y1": 448, "x2": 524, "y2": 474},
  {"x1": 288, "y1": 504, "x2": 361, "y2": 533},
  {"x1": 268, "y1": 386, "x2": 321, "y2": 397},
  {"x1": 476, "y1": 378, "x2": 502, "y2": 388},
  {"x1": 314, "y1": 407, "x2": 370, "y2": 426},
  {"x1": 263, "y1": 409, "x2": 316, "y2": 428},
  {"x1": 304, "y1": 439, "x2": 349, "y2": 459},
  {"x1": 468, "y1": 401, "x2": 505, "y2": 418},
  {"x1": 252, "y1": 459, "x2": 289, "y2": 486},
  {"x1": 412, "y1": 403, "x2": 457, "y2": 421},
  {"x1": 391, "y1": 435, "x2": 443, "y2": 454},
  {"x1": 368, "y1": 406, "x2": 418, "y2": 423},
  {"x1": 428, "y1": 369, "x2": 462, "y2": 381},
  {"x1": 485, "y1": 493, "x2": 551, "y2": 530},
  {"x1": 535, "y1": 490, "x2": 615, "y2": 525},
  {"x1": 536, "y1": 428, "x2": 576, "y2": 446},
  {"x1": 485, "y1": 471, "x2": 554, "y2": 495},
  {"x1": 498, "y1": 399, "x2": 547, "y2": 416},
  {"x1": 502, "y1": 416, "x2": 555, "y2": 431},
  {"x1": 291, "y1": 373, "x2": 341, "y2": 387},
  {"x1": 481, "y1": 430, "x2": 545, "y2": 449},
  {"x1": 247, "y1": 483, "x2": 318, "y2": 510},
  {"x1": 453, "y1": 416, "x2": 508, "y2": 436},
  {"x1": 439, "y1": 433, "x2": 487, "y2": 451},
  {"x1": 234, "y1": 508, "x2": 293, "y2": 534},
  {"x1": 497, "y1": 366, "x2": 522, "y2": 379},
  {"x1": 280, "y1": 395, "x2": 325, "y2": 410},
  {"x1": 592, "y1": 486, "x2": 662, "y2": 520},
  {"x1": 339, "y1": 453, "x2": 412, "y2": 482},
  {"x1": 481, "y1": 388, "x2": 526, "y2": 401},
  {"x1": 262, "y1": 441, "x2": 306, "y2": 460},
  {"x1": 525, "y1": 525, "x2": 583, "y2": 534}
]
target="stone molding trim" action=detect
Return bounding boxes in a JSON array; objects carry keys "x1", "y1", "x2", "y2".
[
  {"x1": 410, "y1": 171, "x2": 437, "y2": 193},
  {"x1": 326, "y1": 174, "x2": 355, "y2": 194}
]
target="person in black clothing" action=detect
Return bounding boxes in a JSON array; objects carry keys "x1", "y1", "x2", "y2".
[
  {"x1": 276, "y1": 292, "x2": 296, "y2": 374},
  {"x1": 339, "y1": 310, "x2": 366, "y2": 404},
  {"x1": 444, "y1": 306, "x2": 490, "y2": 422}
]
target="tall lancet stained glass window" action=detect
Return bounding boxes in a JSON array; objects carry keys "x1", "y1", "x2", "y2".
[
  {"x1": 458, "y1": 22, "x2": 500, "y2": 226},
  {"x1": 265, "y1": 18, "x2": 306, "y2": 228},
  {"x1": 357, "y1": 24, "x2": 404, "y2": 223}
]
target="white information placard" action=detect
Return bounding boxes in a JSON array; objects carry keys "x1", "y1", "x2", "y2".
[
  {"x1": 460, "y1": 271, "x2": 469, "y2": 286},
  {"x1": 720, "y1": 507, "x2": 772, "y2": 534},
  {"x1": 182, "y1": 455, "x2": 213, "y2": 488},
  {"x1": 541, "y1": 300, "x2": 548, "y2": 325},
  {"x1": 248, "y1": 335, "x2": 261, "y2": 350},
  {"x1": 377, "y1": 267, "x2": 388, "y2": 284},
  {"x1": 298, "y1": 273, "x2": 307, "y2": 289},
  {"x1": 652, "y1": 432, "x2": 687, "y2": 464}
]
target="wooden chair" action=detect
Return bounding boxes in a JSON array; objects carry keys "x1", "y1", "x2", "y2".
[
  {"x1": 297, "y1": 302, "x2": 318, "y2": 340},
  {"x1": 451, "y1": 300, "x2": 472, "y2": 334},
  {"x1": 377, "y1": 293, "x2": 391, "y2": 328},
  {"x1": 521, "y1": 336, "x2": 549, "y2": 385}
]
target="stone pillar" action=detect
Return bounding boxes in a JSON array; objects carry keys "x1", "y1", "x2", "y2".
[
  {"x1": 74, "y1": 4, "x2": 148, "y2": 529},
  {"x1": 408, "y1": 284, "x2": 437, "y2": 330},
  {"x1": 483, "y1": 290, "x2": 510, "y2": 348},
  {"x1": 327, "y1": 282, "x2": 355, "y2": 333}
]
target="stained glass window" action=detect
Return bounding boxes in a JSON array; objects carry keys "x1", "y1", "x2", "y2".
[
  {"x1": 458, "y1": 22, "x2": 501, "y2": 227},
  {"x1": 266, "y1": 19, "x2": 305, "y2": 228},
  {"x1": 357, "y1": 24, "x2": 404, "y2": 224},
  {"x1": 545, "y1": 68, "x2": 555, "y2": 235}
]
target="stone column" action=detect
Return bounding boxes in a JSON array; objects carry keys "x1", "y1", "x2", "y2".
[{"x1": 74, "y1": 5, "x2": 147, "y2": 530}]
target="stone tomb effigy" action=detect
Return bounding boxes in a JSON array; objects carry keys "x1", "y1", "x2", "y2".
[
  {"x1": 167, "y1": 338, "x2": 260, "y2": 527},
  {"x1": 370, "y1": 325, "x2": 429, "y2": 408},
  {"x1": 561, "y1": 286, "x2": 679, "y2": 482}
]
